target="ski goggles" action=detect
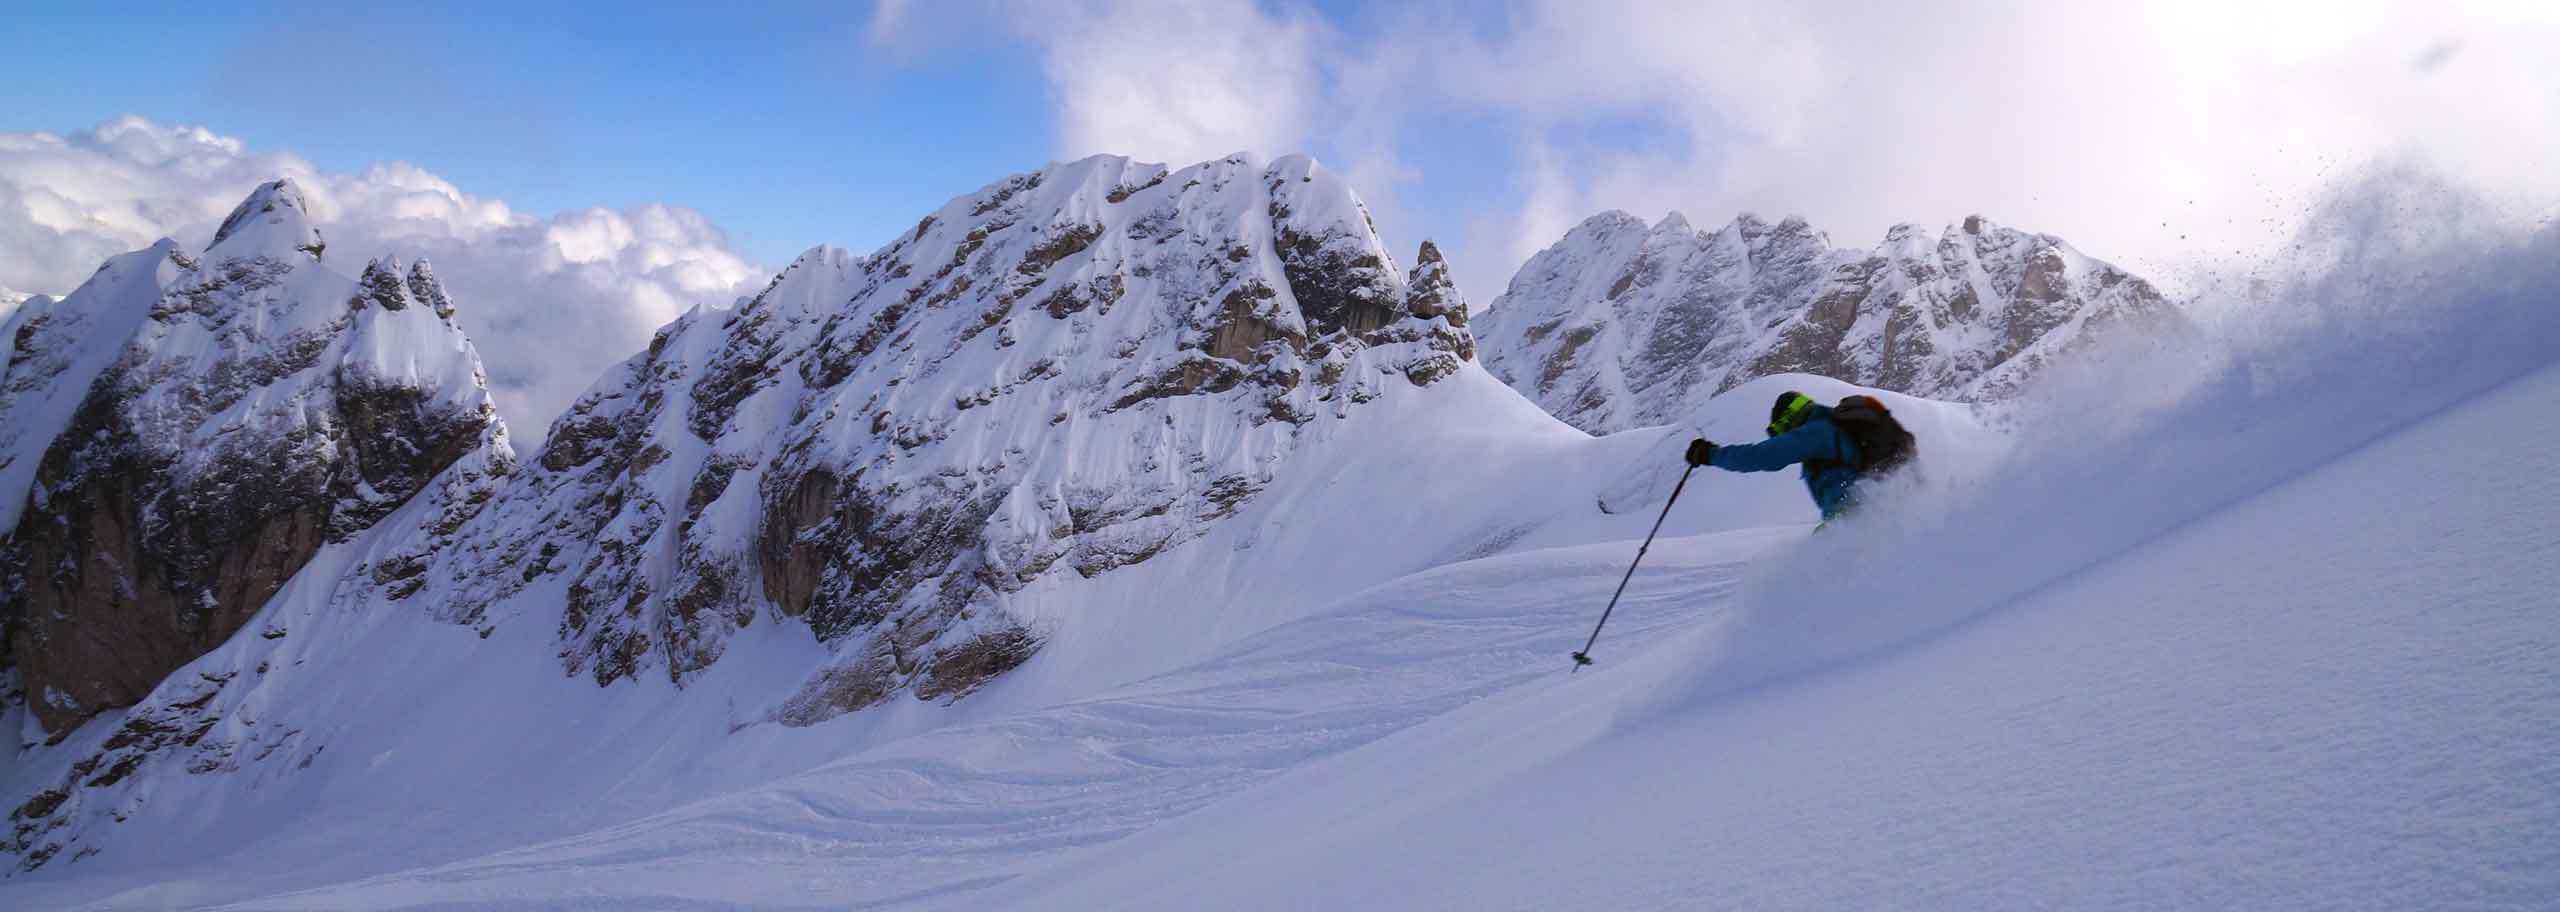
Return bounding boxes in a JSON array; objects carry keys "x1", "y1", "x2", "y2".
[{"x1": 1767, "y1": 394, "x2": 1815, "y2": 437}]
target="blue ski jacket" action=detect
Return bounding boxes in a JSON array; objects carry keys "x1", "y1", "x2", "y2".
[{"x1": 1709, "y1": 404, "x2": 1864, "y2": 519}]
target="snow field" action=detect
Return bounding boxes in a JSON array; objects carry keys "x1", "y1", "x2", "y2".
[{"x1": 181, "y1": 530, "x2": 1801, "y2": 909}]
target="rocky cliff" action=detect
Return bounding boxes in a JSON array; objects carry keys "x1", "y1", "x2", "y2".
[{"x1": 0, "y1": 180, "x2": 512, "y2": 736}]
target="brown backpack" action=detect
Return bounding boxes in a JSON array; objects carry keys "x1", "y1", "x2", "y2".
[{"x1": 1828, "y1": 395, "x2": 1916, "y2": 474}]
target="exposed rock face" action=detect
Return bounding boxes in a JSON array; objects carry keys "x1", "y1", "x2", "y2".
[
  {"x1": 1, "y1": 246, "x2": 178, "y2": 536},
  {"x1": 1378, "y1": 239, "x2": 1474, "y2": 385},
  {"x1": 0, "y1": 179, "x2": 511, "y2": 735},
  {"x1": 1475, "y1": 211, "x2": 2180, "y2": 433},
  {"x1": 352, "y1": 153, "x2": 1474, "y2": 727}
]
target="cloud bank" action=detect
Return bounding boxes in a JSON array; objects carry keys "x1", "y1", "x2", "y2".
[
  {"x1": 1029, "y1": 0, "x2": 1324, "y2": 168},
  {"x1": 878, "y1": 0, "x2": 2560, "y2": 300},
  {"x1": 0, "y1": 117, "x2": 763, "y2": 441}
]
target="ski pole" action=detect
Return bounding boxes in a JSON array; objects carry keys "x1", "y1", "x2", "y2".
[{"x1": 1572, "y1": 463, "x2": 1695, "y2": 672}]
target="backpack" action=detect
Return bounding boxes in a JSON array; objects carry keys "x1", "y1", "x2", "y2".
[{"x1": 1828, "y1": 395, "x2": 1916, "y2": 475}]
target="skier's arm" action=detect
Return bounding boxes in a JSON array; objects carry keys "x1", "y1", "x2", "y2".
[{"x1": 1708, "y1": 423, "x2": 1838, "y2": 473}]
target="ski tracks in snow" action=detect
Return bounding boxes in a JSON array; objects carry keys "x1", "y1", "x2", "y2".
[{"x1": 211, "y1": 527, "x2": 1802, "y2": 910}]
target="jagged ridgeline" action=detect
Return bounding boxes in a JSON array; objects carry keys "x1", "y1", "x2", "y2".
[
  {"x1": 0, "y1": 179, "x2": 511, "y2": 736},
  {"x1": 1476, "y1": 211, "x2": 2183, "y2": 434},
  {"x1": 354, "y1": 153, "x2": 1472, "y2": 725}
]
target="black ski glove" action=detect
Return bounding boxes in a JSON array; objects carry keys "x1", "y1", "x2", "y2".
[{"x1": 1685, "y1": 438, "x2": 1716, "y2": 467}]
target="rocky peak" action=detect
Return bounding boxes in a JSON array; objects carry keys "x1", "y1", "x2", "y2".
[
  {"x1": 1388, "y1": 240, "x2": 1475, "y2": 383},
  {"x1": 405, "y1": 258, "x2": 456, "y2": 318},
  {"x1": 1404, "y1": 240, "x2": 1465, "y2": 325},
  {"x1": 1879, "y1": 221, "x2": 1932, "y2": 256},
  {"x1": 1265, "y1": 155, "x2": 1403, "y2": 339},
  {"x1": 346, "y1": 151, "x2": 1477, "y2": 730},
  {"x1": 1578, "y1": 210, "x2": 1653, "y2": 242},
  {"x1": 1704, "y1": 212, "x2": 1825, "y2": 261},
  {"x1": 207, "y1": 177, "x2": 325, "y2": 261},
  {"x1": 352, "y1": 255, "x2": 459, "y2": 321},
  {"x1": 1, "y1": 182, "x2": 509, "y2": 735},
  {"x1": 1476, "y1": 211, "x2": 2180, "y2": 433}
]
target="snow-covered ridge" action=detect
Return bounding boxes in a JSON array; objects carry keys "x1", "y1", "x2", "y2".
[
  {"x1": 321, "y1": 152, "x2": 1476, "y2": 722},
  {"x1": 1476, "y1": 210, "x2": 2183, "y2": 434}
]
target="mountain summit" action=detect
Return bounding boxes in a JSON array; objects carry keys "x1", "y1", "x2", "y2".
[
  {"x1": 205, "y1": 178, "x2": 327, "y2": 261},
  {"x1": 1475, "y1": 211, "x2": 2180, "y2": 433},
  {"x1": 0, "y1": 178, "x2": 511, "y2": 738},
  {"x1": 381, "y1": 152, "x2": 1478, "y2": 724}
]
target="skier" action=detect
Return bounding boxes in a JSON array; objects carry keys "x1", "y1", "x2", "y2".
[{"x1": 1684, "y1": 390, "x2": 1915, "y2": 521}]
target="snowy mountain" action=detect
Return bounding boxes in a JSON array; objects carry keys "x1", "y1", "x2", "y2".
[
  {"x1": 64, "y1": 195, "x2": 2551, "y2": 911},
  {"x1": 372, "y1": 152, "x2": 1477, "y2": 719},
  {"x1": 0, "y1": 179, "x2": 511, "y2": 863},
  {"x1": 0, "y1": 153, "x2": 1498, "y2": 873},
  {"x1": 1475, "y1": 211, "x2": 2181, "y2": 433}
]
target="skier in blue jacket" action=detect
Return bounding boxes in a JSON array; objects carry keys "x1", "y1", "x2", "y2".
[{"x1": 1686, "y1": 390, "x2": 1905, "y2": 520}]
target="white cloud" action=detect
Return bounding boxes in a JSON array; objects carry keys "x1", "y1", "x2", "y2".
[
  {"x1": 1371, "y1": 0, "x2": 2560, "y2": 297},
  {"x1": 866, "y1": 0, "x2": 914, "y2": 42},
  {"x1": 0, "y1": 117, "x2": 763, "y2": 443},
  {"x1": 1008, "y1": 0, "x2": 1325, "y2": 167},
  {"x1": 885, "y1": 0, "x2": 2560, "y2": 301}
]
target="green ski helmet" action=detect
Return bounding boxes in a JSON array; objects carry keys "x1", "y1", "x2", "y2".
[{"x1": 1767, "y1": 391, "x2": 1816, "y2": 437}]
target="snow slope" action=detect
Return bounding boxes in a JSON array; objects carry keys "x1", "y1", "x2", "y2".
[
  {"x1": 968, "y1": 192, "x2": 2560, "y2": 910},
  {"x1": 5, "y1": 166, "x2": 2547, "y2": 909},
  {"x1": 986, "y1": 353, "x2": 2560, "y2": 911},
  {"x1": 2, "y1": 359, "x2": 1926, "y2": 909},
  {"x1": 129, "y1": 348, "x2": 2556, "y2": 910},
  {"x1": 152, "y1": 528, "x2": 1802, "y2": 910}
]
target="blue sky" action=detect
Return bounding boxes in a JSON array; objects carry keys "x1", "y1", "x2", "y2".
[
  {"x1": 7, "y1": 0, "x2": 2554, "y2": 304},
  {"x1": 8, "y1": 1, "x2": 1520, "y2": 272},
  {"x1": 0, "y1": 1, "x2": 1686, "y2": 295},
  {"x1": 5, "y1": 1, "x2": 1071, "y2": 264}
]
